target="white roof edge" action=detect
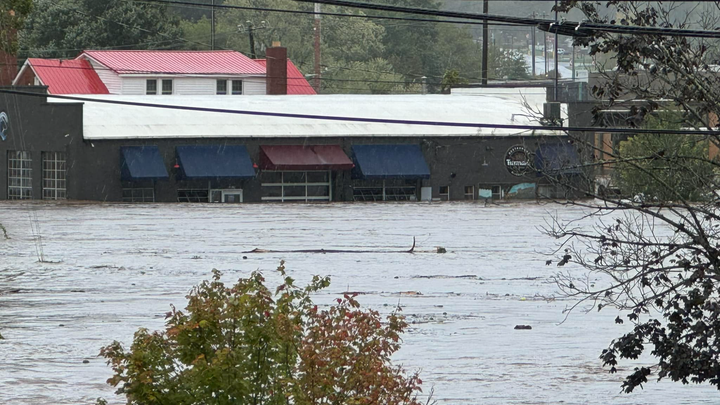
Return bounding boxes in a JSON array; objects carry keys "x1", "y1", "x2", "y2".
[
  {"x1": 116, "y1": 73, "x2": 267, "y2": 78},
  {"x1": 76, "y1": 53, "x2": 116, "y2": 74},
  {"x1": 81, "y1": 130, "x2": 566, "y2": 140},
  {"x1": 12, "y1": 60, "x2": 39, "y2": 86}
]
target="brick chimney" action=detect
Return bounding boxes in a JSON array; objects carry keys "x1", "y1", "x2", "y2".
[
  {"x1": 265, "y1": 42, "x2": 287, "y2": 95},
  {"x1": 0, "y1": 29, "x2": 18, "y2": 86}
]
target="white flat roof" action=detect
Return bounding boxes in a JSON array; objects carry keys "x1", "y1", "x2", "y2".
[{"x1": 49, "y1": 92, "x2": 567, "y2": 140}]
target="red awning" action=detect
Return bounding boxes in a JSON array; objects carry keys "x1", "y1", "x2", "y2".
[{"x1": 260, "y1": 145, "x2": 354, "y2": 171}]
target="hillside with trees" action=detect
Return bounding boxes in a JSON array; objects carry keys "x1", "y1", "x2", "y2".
[{"x1": 16, "y1": 0, "x2": 490, "y2": 93}]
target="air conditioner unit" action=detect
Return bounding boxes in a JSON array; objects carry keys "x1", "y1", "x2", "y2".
[{"x1": 210, "y1": 189, "x2": 244, "y2": 203}]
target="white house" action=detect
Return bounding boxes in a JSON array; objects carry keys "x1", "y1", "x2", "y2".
[{"x1": 13, "y1": 49, "x2": 316, "y2": 96}]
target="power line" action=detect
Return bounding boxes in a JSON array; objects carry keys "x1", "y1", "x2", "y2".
[
  {"x1": 72, "y1": 7, "x2": 222, "y2": 52},
  {"x1": 1, "y1": 87, "x2": 717, "y2": 136},
  {"x1": 290, "y1": 0, "x2": 720, "y2": 39},
  {"x1": 18, "y1": 39, "x2": 187, "y2": 56},
  {"x1": 131, "y1": 0, "x2": 530, "y2": 28}
]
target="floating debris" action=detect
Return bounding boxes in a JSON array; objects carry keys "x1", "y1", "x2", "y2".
[
  {"x1": 243, "y1": 237, "x2": 446, "y2": 254},
  {"x1": 413, "y1": 275, "x2": 478, "y2": 280}
]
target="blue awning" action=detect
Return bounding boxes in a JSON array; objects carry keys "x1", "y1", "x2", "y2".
[
  {"x1": 120, "y1": 146, "x2": 169, "y2": 181},
  {"x1": 535, "y1": 143, "x2": 583, "y2": 175},
  {"x1": 176, "y1": 145, "x2": 255, "y2": 179},
  {"x1": 351, "y1": 144, "x2": 430, "y2": 179}
]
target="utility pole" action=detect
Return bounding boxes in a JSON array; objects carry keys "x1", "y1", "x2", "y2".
[
  {"x1": 554, "y1": 0, "x2": 559, "y2": 101},
  {"x1": 481, "y1": 0, "x2": 488, "y2": 86},
  {"x1": 211, "y1": 0, "x2": 215, "y2": 50},
  {"x1": 248, "y1": 22, "x2": 256, "y2": 59},
  {"x1": 238, "y1": 21, "x2": 269, "y2": 59},
  {"x1": 314, "y1": 3, "x2": 322, "y2": 93},
  {"x1": 572, "y1": 44, "x2": 576, "y2": 81},
  {"x1": 531, "y1": 12, "x2": 536, "y2": 76},
  {"x1": 544, "y1": 31, "x2": 548, "y2": 76}
]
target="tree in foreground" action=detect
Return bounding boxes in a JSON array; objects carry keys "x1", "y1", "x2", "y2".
[
  {"x1": 99, "y1": 262, "x2": 424, "y2": 405},
  {"x1": 540, "y1": 0, "x2": 720, "y2": 394}
]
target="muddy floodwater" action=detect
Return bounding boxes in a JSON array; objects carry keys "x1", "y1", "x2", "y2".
[{"x1": 0, "y1": 201, "x2": 716, "y2": 404}]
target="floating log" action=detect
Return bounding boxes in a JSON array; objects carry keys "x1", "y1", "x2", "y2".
[{"x1": 244, "y1": 237, "x2": 420, "y2": 254}]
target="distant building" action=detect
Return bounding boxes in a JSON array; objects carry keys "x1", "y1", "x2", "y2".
[
  {"x1": 13, "y1": 49, "x2": 316, "y2": 96},
  {"x1": 0, "y1": 84, "x2": 584, "y2": 203}
]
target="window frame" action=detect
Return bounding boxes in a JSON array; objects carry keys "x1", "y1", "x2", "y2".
[
  {"x1": 122, "y1": 187, "x2": 155, "y2": 203},
  {"x1": 161, "y1": 79, "x2": 173, "y2": 95},
  {"x1": 146, "y1": 79, "x2": 158, "y2": 95},
  {"x1": 231, "y1": 80, "x2": 243, "y2": 95},
  {"x1": 177, "y1": 189, "x2": 210, "y2": 203},
  {"x1": 7, "y1": 150, "x2": 32, "y2": 200},
  {"x1": 439, "y1": 185, "x2": 450, "y2": 201},
  {"x1": 464, "y1": 185, "x2": 475, "y2": 201},
  {"x1": 216, "y1": 79, "x2": 228, "y2": 95},
  {"x1": 42, "y1": 151, "x2": 67, "y2": 200},
  {"x1": 261, "y1": 171, "x2": 331, "y2": 202},
  {"x1": 491, "y1": 185, "x2": 503, "y2": 200}
]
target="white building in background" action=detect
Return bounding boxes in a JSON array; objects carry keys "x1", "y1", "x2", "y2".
[{"x1": 13, "y1": 50, "x2": 316, "y2": 96}]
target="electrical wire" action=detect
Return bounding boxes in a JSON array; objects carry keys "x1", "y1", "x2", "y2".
[
  {"x1": 291, "y1": 0, "x2": 720, "y2": 39},
  {"x1": 137, "y1": 0, "x2": 720, "y2": 40},
  {"x1": 72, "y1": 7, "x2": 223, "y2": 52},
  {"x1": 130, "y1": 0, "x2": 720, "y2": 39},
  {"x1": 18, "y1": 39, "x2": 187, "y2": 56},
  {"x1": 21, "y1": 0, "x2": 565, "y2": 84},
  {"x1": 0, "y1": 87, "x2": 717, "y2": 136},
  {"x1": 130, "y1": 0, "x2": 528, "y2": 28}
]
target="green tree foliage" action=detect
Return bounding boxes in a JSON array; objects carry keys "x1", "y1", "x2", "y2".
[
  {"x1": 322, "y1": 58, "x2": 421, "y2": 94},
  {"x1": 435, "y1": 24, "x2": 481, "y2": 82},
  {"x1": 488, "y1": 47, "x2": 529, "y2": 80},
  {"x1": 179, "y1": 0, "x2": 484, "y2": 93},
  {"x1": 375, "y1": 0, "x2": 442, "y2": 85},
  {"x1": 20, "y1": 0, "x2": 184, "y2": 58},
  {"x1": 0, "y1": 0, "x2": 32, "y2": 53},
  {"x1": 186, "y1": 0, "x2": 393, "y2": 93},
  {"x1": 615, "y1": 114, "x2": 717, "y2": 201},
  {"x1": 207, "y1": 0, "x2": 314, "y2": 63},
  {"x1": 440, "y1": 69, "x2": 467, "y2": 93},
  {"x1": 100, "y1": 262, "x2": 424, "y2": 405}
]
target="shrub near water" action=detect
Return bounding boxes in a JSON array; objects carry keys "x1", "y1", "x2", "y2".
[{"x1": 99, "y1": 262, "x2": 424, "y2": 405}]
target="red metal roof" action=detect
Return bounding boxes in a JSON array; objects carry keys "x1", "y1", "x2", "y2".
[
  {"x1": 260, "y1": 145, "x2": 354, "y2": 171},
  {"x1": 254, "y1": 59, "x2": 317, "y2": 95},
  {"x1": 26, "y1": 58, "x2": 109, "y2": 94},
  {"x1": 79, "y1": 50, "x2": 266, "y2": 75}
]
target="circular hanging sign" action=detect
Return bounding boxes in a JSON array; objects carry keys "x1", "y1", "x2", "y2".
[
  {"x1": 505, "y1": 145, "x2": 532, "y2": 176},
  {"x1": 0, "y1": 112, "x2": 7, "y2": 141}
]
